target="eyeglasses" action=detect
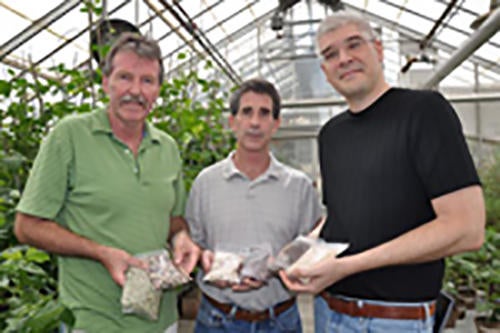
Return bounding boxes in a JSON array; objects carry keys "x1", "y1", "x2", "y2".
[{"x1": 320, "y1": 35, "x2": 374, "y2": 63}]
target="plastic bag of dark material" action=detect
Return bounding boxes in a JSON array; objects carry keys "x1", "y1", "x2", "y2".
[
  {"x1": 148, "y1": 249, "x2": 192, "y2": 289},
  {"x1": 267, "y1": 236, "x2": 316, "y2": 273},
  {"x1": 203, "y1": 251, "x2": 243, "y2": 284},
  {"x1": 121, "y1": 265, "x2": 162, "y2": 321},
  {"x1": 240, "y1": 244, "x2": 273, "y2": 282}
]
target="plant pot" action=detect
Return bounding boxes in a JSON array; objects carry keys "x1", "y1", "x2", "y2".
[
  {"x1": 474, "y1": 316, "x2": 500, "y2": 333},
  {"x1": 457, "y1": 286, "x2": 477, "y2": 310}
]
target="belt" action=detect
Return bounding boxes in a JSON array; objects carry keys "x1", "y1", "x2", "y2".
[
  {"x1": 320, "y1": 292, "x2": 435, "y2": 320},
  {"x1": 203, "y1": 294, "x2": 296, "y2": 322}
]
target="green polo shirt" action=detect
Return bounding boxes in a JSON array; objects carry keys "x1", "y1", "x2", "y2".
[{"x1": 17, "y1": 109, "x2": 185, "y2": 332}]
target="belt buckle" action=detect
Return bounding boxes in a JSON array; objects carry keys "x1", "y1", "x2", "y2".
[{"x1": 235, "y1": 308, "x2": 269, "y2": 322}]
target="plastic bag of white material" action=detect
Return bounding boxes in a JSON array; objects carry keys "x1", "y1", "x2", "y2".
[
  {"x1": 286, "y1": 240, "x2": 349, "y2": 283},
  {"x1": 203, "y1": 251, "x2": 244, "y2": 284},
  {"x1": 267, "y1": 235, "x2": 316, "y2": 273},
  {"x1": 121, "y1": 265, "x2": 162, "y2": 321},
  {"x1": 148, "y1": 249, "x2": 192, "y2": 289}
]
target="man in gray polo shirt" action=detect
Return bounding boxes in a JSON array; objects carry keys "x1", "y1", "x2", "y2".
[{"x1": 185, "y1": 78, "x2": 323, "y2": 332}]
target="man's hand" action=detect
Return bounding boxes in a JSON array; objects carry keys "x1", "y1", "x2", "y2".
[
  {"x1": 231, "y1": 277, "x2": 265, "y2": 292},
  {"x1": 201, "y1": 248, "x2": 214, "y2": 272},
  {"x1": 171, "y1": 229, "x2": 200, "y2": 274},
  {"x1": 279, "y1": 255, "x2": 349, "y2": 294},
  {"x1": 97, "y1": 246, "x2": 147, "y2": 287},
  {"x1": 200, "y1": 249, "x2": 230, "y2": 288}
]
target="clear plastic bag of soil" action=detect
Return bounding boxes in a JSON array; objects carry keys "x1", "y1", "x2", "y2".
[
  {"x1": 121, "y1": 249, "x2": 192, "y2": 321},
  {"x1": 148, "y1": 249, "x2": 192, "y2": 289},
  {"x1": 240, "y1": 243, "x2": 273, "y2": 282},
  {"x1": 121, "y1": 264, "x2": 162, "y2": 321},
  {"x1": 267, "y1": 235, "x2": 316, "y2": 273}
]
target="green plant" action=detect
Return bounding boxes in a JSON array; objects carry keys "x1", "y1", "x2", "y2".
[
  {"x1": 0, "y1": 246, "x2": 74, "y2": 332},
  {"x1": 474, "y1": 227, "x2": 500, "y2": 323},
  {"x1": 481, "y1": 148, "x2": 500, "y2": 229}
]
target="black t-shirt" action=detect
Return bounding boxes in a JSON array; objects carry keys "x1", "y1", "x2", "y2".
[{"x1": 318, "y1": 88, "x2": 480, "y2": 302}]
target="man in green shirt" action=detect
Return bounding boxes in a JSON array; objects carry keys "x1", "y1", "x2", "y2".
[{"x1": 14, "y1": 33, "x2": 200, "y2": 332}]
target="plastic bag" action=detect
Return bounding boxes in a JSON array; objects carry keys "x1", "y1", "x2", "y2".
[
  {"x1": 240, "y1": 244, "x2": 273, "y2": 281},
  {"x1": 285, "y1": 240, "x2": 349, "y2": 283},
  {"x1": 121, "y1": 265, "x2": 162, "y2": 321},
  {"x1": 267, "y1": 235, "x2": 315, "y2": 273},
  {"x1": 286, "y1": 240, "x2": 348, "y2": 272},
  {"x1": 203, "y1": 251, "x2": 243, "y2": 284},
  {"x1": 148, "y1": 249, "x2": 192, "y2": 289}
]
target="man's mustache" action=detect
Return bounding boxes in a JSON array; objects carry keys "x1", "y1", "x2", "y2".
[{"x1": 120, "y1": 94, "x2": 147, "y2": 107}]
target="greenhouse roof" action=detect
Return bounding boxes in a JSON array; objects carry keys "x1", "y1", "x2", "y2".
[{"x1": 0, "y1": 0, "x2": 498, "y2": 95}]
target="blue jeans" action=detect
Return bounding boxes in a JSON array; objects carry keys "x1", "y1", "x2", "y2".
[
  {"x1": 314, "y1": 295, "x2": 435, "y2": 333},
  {"x1": 194, "y1": 295, "x2": 302, "y2": 333}
]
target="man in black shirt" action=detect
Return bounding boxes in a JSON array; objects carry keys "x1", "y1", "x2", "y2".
[{"x1": 280, "y1": 11, "x2": 485, "y2": 333}]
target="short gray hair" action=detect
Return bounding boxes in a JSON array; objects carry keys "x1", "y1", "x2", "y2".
[
  {"x1": 316, "y1": 11, "x2": 377, "y2": 52},
  {"x1": 102, "y1": 32, "x2": 164, "y2": 84}
]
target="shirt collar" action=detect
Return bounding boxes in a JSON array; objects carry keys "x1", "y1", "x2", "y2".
[
  {"x1": 90, "y1": 109, "x2": 161, "y2": 143},
  {"x1": 222, "y1": 151, "x2": 283, "y2": 180}
]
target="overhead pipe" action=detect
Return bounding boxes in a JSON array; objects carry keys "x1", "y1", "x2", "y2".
[
  {"x1": 163, "y1": 9, "x2": 274, "y2": 76},
  {"x1": 143, "y1": 0, "x2": 205, "y2": 61},
  {"x1": 157, "y1": 0, "x2": 241, "y2": 84},
  {"x1": 421, "y1": 7, "x2": 500, "y2": 89},
  {"x1": 172, "y1": 1, "x2": 242, "y2": 84},
  {"x1": 15, "y1": 0, "x2": 131, "y2": 79},
  {"x1": 419, "y1": 0, "x2": 458, "y2": 49},
  {"x1": 0, "y1": 0, "x2": 82, "y2": 61},
  {"x1": 162, "y1": 0, "x2": 259, "y2": 62},
  {"x1": 342, "y1": 3, "x2": 499, "y2": 74}
]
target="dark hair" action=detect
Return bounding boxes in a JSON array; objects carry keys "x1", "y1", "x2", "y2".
[
  {"x1": 102, "y1": 32, "x2": 164, "y2": 84},
  {"x1": 229, "y1": 78, "x2": 281, "y2": 119}
]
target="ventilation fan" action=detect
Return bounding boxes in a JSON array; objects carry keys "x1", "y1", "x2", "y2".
[{"x1": 90, "y1": 19, "x2": 141, "y2": 66}]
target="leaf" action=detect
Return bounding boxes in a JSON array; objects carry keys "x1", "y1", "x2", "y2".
[
  {"x1": 0, "y1": 80, "x2": 11, "y2": 97},
  {"x1": 1, "y1": 248, "x2": 24, "y2": 260},
  {"x1": 25, "y1": 248, "x2": 50, "y2": 264},
  {"x1": 23, "y1": 299, "x2": 67, "y2": 333}
]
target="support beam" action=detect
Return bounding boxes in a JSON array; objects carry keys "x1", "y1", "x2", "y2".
[
  {"x1": 15, "y1": 0, "x2": 130, "y2": 78},
  {"x1": 421, "y1": 8, "x2": 500, "y2": 89},
  {"x1": 343, "y1": 3, "x2": 499, "y2": 75},
  {"x1": 0, "y1": 0, "x2": 82, "y2": 61}
]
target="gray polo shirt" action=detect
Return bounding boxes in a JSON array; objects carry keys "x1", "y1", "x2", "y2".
[{"x1": 185, "y1": 152, "x2": 323, "y2": 311}]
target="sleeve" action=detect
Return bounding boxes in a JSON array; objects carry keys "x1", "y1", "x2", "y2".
[
  {"x1": 170, "y1": 165, "x2": 186, "y2": 217},
  {"x1": 296, "y1": 176, "x2": 324, "y2": 235},
  {"x1": 16, "y1": 122, "x2": 73, "y2": 222},
  {"x1": 409, "y1": 91, "x2": 480, "y2": 199},
  {"x1": 184, "y1": 176, "x2": 207, "y2": 248}
]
